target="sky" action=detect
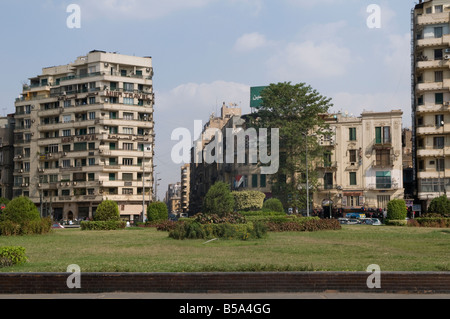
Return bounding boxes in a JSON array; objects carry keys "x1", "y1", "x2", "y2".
[{"x1": 0, "y1": 0, "x2": 419, "y2": 200}]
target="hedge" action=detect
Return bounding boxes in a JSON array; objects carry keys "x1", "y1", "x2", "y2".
[
  {"x1": 266, "y1": 217, "x2": 341, "y2": 232},
  {"x1": 0, "y1": 246, "x2": 28, "y2": 268},
  {"x1": 0, "y1": 218, "x2": 52, "y2": 236},
  {"x1": 81, "y1": 221, "x2": 126, "y2": 231},
  {"x1": 168, "y1": 221, "x2": 267, "y2": 241},
  {"x1": 232, "y1": 191, "x2": 266, "y2": 211},
  {"x1": 385, "y1": 220, "x2": 408, "y2": 226},
  {"x1": 409, "y1": 217, "x2": 450, "y2": 228}
]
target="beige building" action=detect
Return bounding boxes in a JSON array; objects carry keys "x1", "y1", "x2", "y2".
[
  {"x1": 0, "y1": 115, "x2": 15, "y2": 200},
  {"x1": 165, "y1": 183, "x2": 181, "y2": 216},
  {"x1": 412, "y1": 0, "x2": 450, "y2": 207},
  {"x1": 313, "y1": 111, "x2": 405, "y2": 216},
  {"x1": 13, "y1": 50, "x2": 154, "y2": 222}
]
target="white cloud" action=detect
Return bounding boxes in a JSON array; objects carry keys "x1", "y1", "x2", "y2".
[
  {"x1": 233, "y1": 32, "x2": 271, "y2": 53},
  {"x1": 267, "y1": 40, "x2": 353, "y2": 80}
]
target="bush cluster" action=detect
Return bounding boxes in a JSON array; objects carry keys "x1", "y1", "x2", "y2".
[
  {"x1": 81, "y1": 220, "x2": 126, "y2": 231},
  {"x1": 192, "y1": 212, "x2": 247, "y2": 225},
  {"x1": 0, "y1": 246, "x2": 28, "y2": 268},
  {"x1": 266, "y1": 217, "x2": 341, "y2": 232},
  {"x1": 168, "y1": 221, "x2": 267, "y2": 241},
  {"x1": 203, "y1": 181, "x2": 235, "y2": 217},
  {"x1": 387, "y1": 199, "x2": 407, "y2": 221},
  {"x1": 232, "y1": 191, "x2": 266, "y2": 211},
  {"x1": 427, "y1": 195, "x2": 450, "y2": 216},
  {"x1": 262, "y1": 198, "x2": 284, "y2": 213},
  {"x1": 147, "y1": 201, "x2": 168, "y2": 222},
  {"x1": 408, "y1": 217, "x2": 450, "y2": 228},
  {"x1": 0, "y1": 218, "x2": 52, "y2": 236},
  {"x1": 94, "y1": 200, "x2": 120, "y2": 221}
]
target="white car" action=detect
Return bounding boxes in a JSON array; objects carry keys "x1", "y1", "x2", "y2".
[{"x1": 371, "y1": 218, "x2": 382, "y2": 226}]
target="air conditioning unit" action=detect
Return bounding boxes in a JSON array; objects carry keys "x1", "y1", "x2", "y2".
[
  {"x1": 19, "y1": 169, "x2": 23, "y2": 173},
  {"x1": 73, "y1": 182, "x2": 77, "y2": 186},
  {"x1": 66, "y1": 182, "x2": 70, "y2": 186},
  {"x1": 38, "y1": 184, "x2": 42, "y2": 188},
  {"x1": 445, "y1": 54, "x2": 450, "y2": 60}
]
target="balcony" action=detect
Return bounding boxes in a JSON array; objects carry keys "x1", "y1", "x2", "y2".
[
  {"x1": 416, "y1": 81, "x2": 448, "y2": 93},
  {"x1": 316, "y1": 161, "x2": 338, "y2": 170},
  {"x1": 372, "y1": 158, "x2": 394, "y2": 169},
  {"x1": 417, "y1": 12, "x2": 450, "y2": 26},
  {"x1": 366, "y1": 181, "x2": 399, "y2": 190}
]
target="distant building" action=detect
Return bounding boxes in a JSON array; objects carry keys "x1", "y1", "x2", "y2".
[
  {"x1": 180, "y1": 164, "x2": 190, "y2": 214},
  {"x1": 312, "y1": 110, "x2": 405, "y2": 216},
  {"x1": 0, "y1": 115, "x2": 15, "y2": 200},
  {"x1": 165, "y1": 183, "x2": 181, "y2": 215}
]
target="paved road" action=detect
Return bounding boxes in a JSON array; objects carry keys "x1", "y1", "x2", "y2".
[{"x1": 1, "y1": 292, "x2": 449, "y2": 299}]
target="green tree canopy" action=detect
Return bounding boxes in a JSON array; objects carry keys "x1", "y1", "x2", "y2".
[
  {"x1": 0, "y1": 197, "x2": 40, "y2": 224},
  {"x1": 248, "y1": 82, "x2": 333, "y2": 211},
  {"x1": 203, "y1": 181, "x2": 235, "y2": 217},
  {"x1": 94, "y1": 200, "x2": 120, "y2": 221},
  {"x1": 427, "y1": 195, "x2": 450, "y2": 216},
  {"x1": 147, "y1": 201, "x2": 168, "y2": 222}
]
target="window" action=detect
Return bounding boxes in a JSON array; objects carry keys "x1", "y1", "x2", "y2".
[
  {"x1": 375, "y1": 127, "x2": 391, "y2": 144},
  {"x1": 122, "y1": 173, "x2": 133, "y2": 181},
  {"x1": 376, "y1": 149, "x2": 391, "y2": 167},
  {"x1": 418, "y1": 95, "x2": 424, "y2": 106},
  {"x1": 123, "y1": 97, "x2": 134, "y2": 105},
  {"x1": 63, "y1": 129, "x2": 71, "y2": 137},
  {"x1": 74, "y1": 143, "x2": 87, "y2": 151},
  {"x1": 376, "y1": 171, "x2": 391, "y2": 189},
  {"x1": 62, "y1": 159, "x2": 71, "y2": 168},
  {"x1": 324, "y1": 173, "x2": 333, "y2": 190},
  {"x1": 89, "y1": 143, "x2": 95, "y2": 150},
  {"x1": 109, "y1": 173, "x2": 116, "y2": 181},
  {"x1": 110, "y1": 143, "x2": 116, "y2": 150},
  {"x1": 88, "y1": 127, "x2": 96, "y2": 135},
  {"x1": 109, "y1": 126, "x2": 118, "y2": 134},
  {"x1": 62, "y1": 190, "x2": 70, "y2": 196},
  {"x1": 349, "y1": 172, "x2": 357, "y2": 186},
  {"x1": 324, "y1": 151, "x2": 332, "y2": 167},
  {"x1": 436, "y1": 93, "x2": 444, "y2": 105},
  {"x1": 377, "y1": 195, "x2": 391, "y2": 210},
  {"x1": 426, "y1": 7, "x2": 432, "y2": 14},
  {"x1": 123, "y1": 112, "x2": 134, "y2": 120},
  {"x1": 434, "y1": 136, "x2": 445, "y2": 149},
  {"x1": 122, "y1": 188, "x2": 133, "y2": 195},
  {"x1": 123, "y1": 127, "x2": 133, "y2": 135},
  {"x1": 435, "y1": 5, "x2": 443, "y2": 13},
  {"x1": 252, "y1": 174, "x2": 258, "y2": 188},
  {"x1": 63, "y1": 115, "x2": 71, "y2": 123},
  {"x1": 349, "y1": 128, "x2": 356, "y2": 141},
  {"x1": 88, "y1": 173, "x2": 95, "y2": 181},
  {"x1": 437, "y1": 158, "x2": 445, "y2": 172},
  {"x1": 123, "y1": 158, "x2": 133, "y2": 166},
  {"x1": 435, "y1": 49, "x2": 443, "y2": 61},
  {"x1": 124, "y1": 83, "x2": 134, "y2": 92},
  {"x1": 123, "y1": 143, "x2": 133, "y2": 150},
  {"x1": 349, "y1": 150, "x2": 357, "y2": 163},
  {"x1": 88, "y1": 158, "x2": 95, "y2": 166},
  {"x1": 88, "y1": 112, "x2": 96, "y2": 120},
  {"x1": 436, "y1": 114, "x2": 445, "y2": 128},
  {"x1": 260, "y1": 175, "x2": 267, "y2": 188},
  {"x1": 435, "y1": 27, "x2": 443, "y2": 38},
  {"x1": 89, "y1": 97, "x2": 96, "y2": 105},
  {"x1": 110, "y1": 112, "x2": 117, "y2": 119},
  {"x1": 435, "y1": 71, "x2": 444, "y2": 82}
]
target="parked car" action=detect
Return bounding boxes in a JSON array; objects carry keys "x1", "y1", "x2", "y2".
[
  {"x1": 338, "y1": 218, "x2": 349, "y2": 225},
  {"x1": 347, "y1": 219, "x2": 360, "y2": 225},
  {"x1": 371, "y1": 218, "x2": 382, "y2": 226},
  {"x1": 52, "y1": 222, "x2": 64, "y2": 229}
]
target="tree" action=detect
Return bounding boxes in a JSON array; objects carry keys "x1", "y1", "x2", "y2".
[
  {"x1": 0, "y1": 197, "x2": 40, "y2": 224},
  {"x1": 248, "y1": 82, "x2": 333, "y2": 211},
  {"x1": 94, "y1": 200, "x2": 120, "y2": 221},
  {"x1": 387, "y1": 199, "x2": 407, "y2": 221},
  {"x1": 263, "y1": 198, "x2": 284, "y2": 213},
  {"x1": 427, "y1": 195, "x2": 450, "y2": 216},
  {"x1": 203, "y1": 181, "x2": 235, "y2": 217},
  {"x1": 147, "y1": 201, "x2": 168, "y2": 222}
]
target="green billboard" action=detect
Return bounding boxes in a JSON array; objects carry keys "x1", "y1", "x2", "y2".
[{"x1": 250, "y1": 86, "x2": 267, "y2": 109}]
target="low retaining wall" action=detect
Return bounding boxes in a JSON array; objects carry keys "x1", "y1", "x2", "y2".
[{"x1": 0, "y1": 272, "x2": 449, "y2": 294}]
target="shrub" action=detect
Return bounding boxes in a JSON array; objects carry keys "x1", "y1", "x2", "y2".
[
  {"x1": 0, "y1": 221, "x2": 21, "y2": 236},
  {"x1": 412, "y1": 217, "x2": 450, "y2": 228},
  {"x1": 428, "y1": 195, "x2": 450, "y2": 216},
  {"x1": 94, "y1": 200, "x2": 120, "y2": 221},
  {"x1": 20, "y1": 217, "x2": 52, "y2": 235},
  {"x1": 387, "y1": 199, "x2": 407, "y2": 221},
  {"x1": 385, "y1": 220, "x2": 408, "y2": 226},
  {"x1": 0, "y1": 197, "x2": 40, "y2": 224},
  {"x1": 154, "y1": 220, "x2": 178, "y2": 232},
  {"x1": 232, "y1": 191, "x2": 266, "y2": 211},
  {"x1": 262, "y1": 198, "x2": 284, "y2": 213},
  {"x1": 192, "y1": 212, "x2": 246, "y2": 225},
  {"x1": 81, "y1": 221, "x2": 126, "y2": 230},
  {"x1": 0, "y1": 247, "x2": 28, "y2": 268},
  {"x1": 147, "y1": 201, "x2": 168, "y2": 222},
  {"x1": 203, "y1": 181, "x2": 235, "y2": 217}
]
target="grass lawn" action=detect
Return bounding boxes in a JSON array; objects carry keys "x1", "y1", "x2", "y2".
[{"x1": 0, "y1": 225, "x2": 449, "y2": 273}]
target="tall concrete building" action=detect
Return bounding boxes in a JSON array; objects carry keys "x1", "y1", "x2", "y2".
[
  {"x1": 180, "y1": 164, "x2": 190, "y2": 214},
  {"x1": 412, "y1": 1, "x2": 450, "y2": 208},
  {"x1": 312, "y1": 111, "x2": 405, "y2": 216},
  {"x1": 0, "y1": 115, "x2": 15, "y2": 200},
  {"x1": 14, "y1": 50, "x2": 154, "y2": 222}
]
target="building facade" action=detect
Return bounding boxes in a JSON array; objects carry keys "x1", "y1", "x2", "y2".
[
  {"x1": 180, "y1": 164, "x2": 190, "y2": 214},
  {"x1": 165, "y1": 183, "x2": 181, "y2": 216},
  {"x1": 13, "y1": 50, "x2": 154, "y2": 222},
  {"x1": 412, "y1": 0, "x2": 450, "y2": 208},
  {"x1": 312, "y1": 111, "x2": 405, "y2": 216},
  {"x1": 0, "y1": 115, "x2": 15, "y2": 200}
]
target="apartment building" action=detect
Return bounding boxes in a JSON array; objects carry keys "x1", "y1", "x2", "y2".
[
  {"x1": 412, "y1": 0, "x2": 450, "y2": 208},
  {"x1": 312, "y1": 111, "x2": 404, "y2": 216},
  {"x1": 189, "y1": 103, "x2": 272, "y2": 214},
  {"x1": 0, "y1": 115, "x2": 15, "y2": 200},
  {"x1": 165, "y1": 183, "x2": 181, "y2": 215},
  {"x1": 13, "y1": 50, "x2": 154, "y2": 222}
]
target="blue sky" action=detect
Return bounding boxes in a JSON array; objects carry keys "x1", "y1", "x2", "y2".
[{"x1": 0, "y1": 0, "x2": 419, "y2": 199}]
